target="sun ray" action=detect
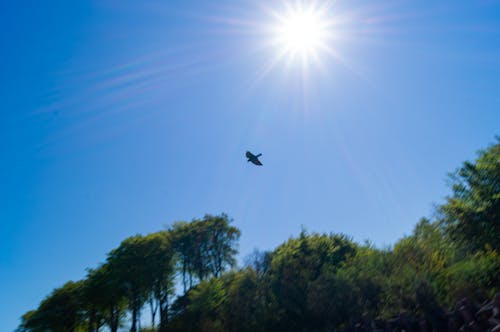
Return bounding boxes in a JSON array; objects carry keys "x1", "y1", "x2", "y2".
[{"x1": 273, "y1": 4, "x2": 327, "y2": 61}]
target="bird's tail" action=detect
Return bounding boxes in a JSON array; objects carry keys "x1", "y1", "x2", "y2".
[{"x1": 256, "y1": 153, "x2": 262, "y2": 157}]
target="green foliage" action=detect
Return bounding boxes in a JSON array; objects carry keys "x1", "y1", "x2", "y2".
[
  {"x1": 440, "y1": 138, "x2": 500, "y2": 253},
  {"x1": 106, "y1": 232, "x2": 176, "y2": 332},
  {"x1": 307, "y1": 267, "x2": 359, "y2": 329},
  {"x1": 439, "y1": 249, "x2": 500, "y2": 304},
  {"x1": 221, "y1": 269, "x2": 265, "y2": 332},
  {"x1": 337, "y1": 246, "x2": 391, "y2": 317},
  {"x1": 106, "y1": 235, "x2": 153, "y2": 332},
  {"x1": 188, "y1": 278, "x2": 226, "y2": 320},
  {"x1": 147, "y1": 232, "x2": 176, "y2": 331},
  {"x1": 19, "y1": 281, "x2": 85, "y2": 332},
  {"x1": 18, "y1": 139, "x2": 500, "y2": 332},
  {"x1": 171, "y1": 213, "x2": 241, "y2": 291},
  {"x1": 260, "y1": 232, "x2": 357, "y2": 331},
  {"x1": 84, "y1": 263, "x2": 127, "y2": 332},
  {"x1": 169, "y1": 278, "x2": 226, "y2": 332},
  {"x1": 139, "y1": 328, "x2": 157, "y2": 332},
  {"x1": 168, "y1": 231, "x2": 359, "y2": 332}
]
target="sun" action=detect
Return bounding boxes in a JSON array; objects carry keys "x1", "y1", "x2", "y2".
[{"x1": 273, "y1": 3, "x2": 330, "y2": 62}]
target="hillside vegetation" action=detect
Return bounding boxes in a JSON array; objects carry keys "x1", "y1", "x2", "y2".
[{"x1": 17, "y1": 139, "x2": 500, "y2": 332}]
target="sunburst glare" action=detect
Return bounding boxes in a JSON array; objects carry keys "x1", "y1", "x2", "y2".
[{"x1": 270, "y1": 2, "x2": 333, "y2": 67}]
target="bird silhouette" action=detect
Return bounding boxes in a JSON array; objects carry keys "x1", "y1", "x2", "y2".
[{"x1": 246, "y1": 151, "x2": 263, "y2": 166}]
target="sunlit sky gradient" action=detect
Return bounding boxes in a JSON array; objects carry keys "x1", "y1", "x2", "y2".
[{"x1": 1, "y1": 0, "x2": 500, "y2": 330}]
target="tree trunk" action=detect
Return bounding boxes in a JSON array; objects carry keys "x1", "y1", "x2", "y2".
[
  {"x1": 109, "y1": 305, "x2": 119, "y2": 332},
  {"x1": 150, "y1": 298, "x2": 156, "y2": 329},
  {"x1": 182, "y1": 260, "x2": 187, "y2": 293},
  {"x1": 130, "y1": 303, "x2": 138, "y2": 332},
  {"x1": 87, "y1": 308, "x2": 96, "y2": 332},
  {"x1": 159, "y1": 301, "x2": 169, "y2": 332}
]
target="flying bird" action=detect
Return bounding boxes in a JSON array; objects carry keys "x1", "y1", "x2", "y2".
[{"x1": 246, "y1": 151, "x2": 263, "y2": 166}]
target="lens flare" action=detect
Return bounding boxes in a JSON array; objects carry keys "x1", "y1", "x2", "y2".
[{"x1": 272, "y1": 3, "x2": 332, "y2": 64}]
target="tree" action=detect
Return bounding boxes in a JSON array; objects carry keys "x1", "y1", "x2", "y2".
[
  {"x1": 171, "y1": 214, "x2": 241, "y2": 289},
  {"x1": 18, "y1": 281, "x2": 85, "y2": 332},
  {"x1": 264, "y1": 231, "x2": 357, "y2": 331},
  {"x1": 17, "y1": 310, "x2": 43, "y2": 332},
  {"x1": 307, "y1": 267, "x2": 359, "y2": 330},
  {"x1": 171, "y1": 220, "x2": 197, "y2": 292},
  {"x1": 107, "y1": 235, "x2": 151, "y2": 332},
  {"x1": 81, "y1": 273, "x2": 106, "y2": 332},
  {"x1": 222, "y1": 269, "x2": 270, "y2": 332},
  {"x1": 440, "y1": 138, "x2": 500, "y2": 253},
  {"x1": 142, "y1": 232, "x2": 176, "y2": 332},
  {"x1": 84, "y1": 264, "x2": 127, "y2": 332},
  {"x1": 205, "y1": 214, "x2": 241, "y2": 277},
  {"x1": 244, "y1": 249, "x2": 272, "y2": 277},
  {"x1": 336, "y1": 245, "x2": 392, "y2": 318},
  {"x1": 440, "y1": 249, "x2": 500, "y2": 304},
  {"x1": 187, "y1": 278, "x2": 227, "y2": 332}
]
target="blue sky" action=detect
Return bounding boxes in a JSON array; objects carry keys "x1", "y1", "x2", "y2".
[{"x1": 1, "y1": 0, "x2": 499, "y2": 330}]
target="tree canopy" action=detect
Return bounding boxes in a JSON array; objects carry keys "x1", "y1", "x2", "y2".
[{"x1": 18, "y1": 141, "x2": 500, "y2": 332}]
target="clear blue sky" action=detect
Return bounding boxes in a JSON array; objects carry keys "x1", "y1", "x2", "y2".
[{"x1": 1, "y1": 0, "x2": 499, "y2": 330}]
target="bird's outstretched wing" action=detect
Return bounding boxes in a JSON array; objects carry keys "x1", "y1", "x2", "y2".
[
  {"x1": 252, "y1": 159, "x2": 263, "y2": 166},
  {"x1": 246, "y1": 151, "x2": 254, "y2": 159}
]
